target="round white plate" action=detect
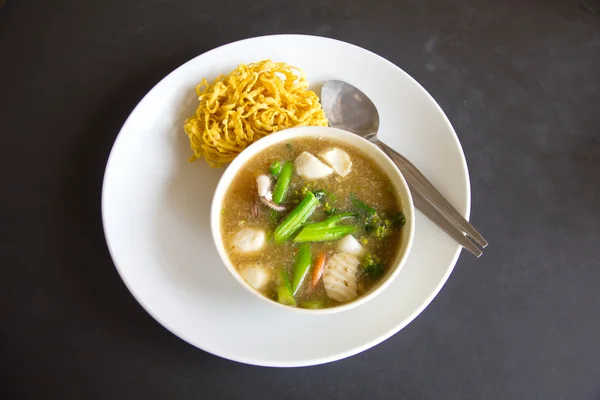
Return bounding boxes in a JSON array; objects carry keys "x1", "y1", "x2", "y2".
[{"x1": 102, "y1": 35, "x2": 470, "y2": 367}]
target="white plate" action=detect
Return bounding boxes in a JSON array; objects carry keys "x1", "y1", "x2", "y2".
[{"x1": 102, "y1": 35, "x2": 470, "y2": 367}]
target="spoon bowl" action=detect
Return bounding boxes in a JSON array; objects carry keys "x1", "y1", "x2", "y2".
[
  {"x1": 321, "y1": 80, "x2": 380, "y2": 139},
  {"x1": 321, "y1": 79, "x2": 488, "y2": 256}
]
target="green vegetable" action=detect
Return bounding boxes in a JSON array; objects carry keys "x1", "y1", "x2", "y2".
[
  {"x1": 392, "y1": 212, "x2": 406, "y2": 227},
  {"x1": 375, "y1": 219, "x2": 393, "y2": 237},
  {"x1": 323, "y1": 202, "x2": 339, "y2": 215},
  {"x1": 305, "y1": 213, "x2": 356, "y2": 228},
  {"x1": 291, "y1": 243, "x2": 312, "y2": 295},
  {"x1": 364, "y1": 214, "x2": 397, "y2": 238},
  {"x1": 313, "y1": 190, "x2": 326, "y2": 200},
  {"x1": 272, "y1": 161, "x2": 293, "y2": 204},
  {"x1": 286, "y1": 143, "x2": 292, "y2": 151},
  {"x1": 294, "y1": 213, "x2": 358, "y2": 242},
  {"x1": 273, "y1": 192, "x2": 319, "y2": 243},
  {"x1": 294, "y1": 225, "x2": 357, "y2": 242},
  {"x1": 314, "y1": 189, "x2": 337, "y2": 202},
  {"x1": 362, "y1": 253, "x2": 385, "y2": 278},
  {"x1": 277, "y1": 269, "x2": 296, "y2": 306},
  {"x1": 270, "y1": 161, "x2": 282, "y2": 176},
  {"x1": 324, "y1": 208, "x2": 339, "y2": 216},
  {"x1": 300, "y1": 184, "x2": 315, "y2": 198},
  {"x1": 350, "y1": 194, "x2": 404, "y2": 237},
  {"x1": 350, "y1": 193, "x2": 377, "y2": 216},
  {"x1": 300, "y1": 300, "x2": 325, "y2": 309},
  {"x1": 269, "y1": 209, "x2": 279, "y2": 223}
]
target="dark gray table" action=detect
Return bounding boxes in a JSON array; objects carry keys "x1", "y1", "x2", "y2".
[{"x1": 2, "y1": 0, "x2": 599, "y2": 398}]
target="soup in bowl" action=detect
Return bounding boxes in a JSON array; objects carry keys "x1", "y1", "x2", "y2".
[{"x1": 211, "y1": 126, "x2": 414, "y2": 312}]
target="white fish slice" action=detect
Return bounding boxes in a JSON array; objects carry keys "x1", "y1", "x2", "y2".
[
  {"x1": 319, "y1": 148, "x2": 352, "y2": 177},
  {"x1": 240, "y1": 263, "x2": 271, "y2": 290},
  {"x1": 337, "y1": 235, "x2": 365, "y2": 256},
  {"x1": 231, "y1": 228, "x2": 266, "y2": 254},
  {"x1": 294, "y1": 151, "x2": 333, "y2": 179}
]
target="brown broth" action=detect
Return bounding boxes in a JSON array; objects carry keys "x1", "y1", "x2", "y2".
[{"x1": 221, "y1": 137, "x2": 404, "y2": 309}]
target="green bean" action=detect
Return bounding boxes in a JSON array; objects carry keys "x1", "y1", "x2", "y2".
[
  {"x1": 300, "y1": 300, "x2": 325, "y2": 309},
  {"x1": 294, "y1": 225, "x2": 357, "y2": 243},
  {"x1": 270, "y1": 161, "x2": 282, "y2": 177},
  {"x1": 292, "y1": 243, "x2": 312, "y2": 295},
  {"x1": 303, "y1": 213, "x2": 356, "y2": 229},
  {"x1": 272, "y1": 161, "x2": 293, "y2": 204},
  {"x1": 277, "y1": 269, "x2": 296, "y2": 306},
  {"x1": 273, "y1": 192, "x2": 318, "y2": 243}
]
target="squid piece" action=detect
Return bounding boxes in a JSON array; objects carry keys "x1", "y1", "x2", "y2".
[
  {"x1": 322, "y1": 252, "x2": 360, "y2": 302},
  {"x1": 256, "y1": 174, "x2": 286, "y2": 211},
  {"x1": 256, "y1": 175, "x2": 272, "y2": 200}
]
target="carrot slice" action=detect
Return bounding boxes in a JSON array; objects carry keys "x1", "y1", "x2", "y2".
[{"x1": 311, "y1": 252, "x2": 326, "y2": 288}]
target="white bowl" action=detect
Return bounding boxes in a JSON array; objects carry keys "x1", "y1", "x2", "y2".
[{"x1": 211, "y1": 126, "x2": 415, "y2": 314}]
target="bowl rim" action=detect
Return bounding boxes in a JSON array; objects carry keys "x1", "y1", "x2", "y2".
[{"x1": 210, "y1": 125, "x2": 415, "y2": 314}]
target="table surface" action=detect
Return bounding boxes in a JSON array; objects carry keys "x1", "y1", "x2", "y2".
[{"x1": 2, "y1": 0, "x2": 599, "y2": 398}]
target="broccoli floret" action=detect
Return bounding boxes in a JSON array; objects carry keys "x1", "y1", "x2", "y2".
[
  {"x1": 392, "y1": 212, "x2": 406, "y2": 227},
  {"x1": 323, "y1": 202, "x2": 339, "y2": 215},
  {"x1": 364, "y1": 215, "x2": 394, "y2": 238},
  {"x1": 362, "y1": 254, "x2": 385, "y2": 278},
  {"x1": 364, "y1": 214, "x2": 379, "y2": 233},
  {"x1": 300, "y1": 185, "x2": 311, "y2": 197},
  {"x1": 374, "y1": 219, "x2": 393, "y2": 238},
  {"x1": 363, "y1": 253, "x2": 378, "y2": 265},
  {"x1": 300, "y1": 183, "x2": 324, "y2": 198}
]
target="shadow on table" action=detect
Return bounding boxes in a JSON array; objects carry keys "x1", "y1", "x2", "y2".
[{"x1": 54, "y1": 50, "x2": 227, "y2": 358}]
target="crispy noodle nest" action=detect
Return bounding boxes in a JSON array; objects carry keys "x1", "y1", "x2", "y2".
[{"x1": 183, "y1": 60, "x2": 328, "y2": 167}]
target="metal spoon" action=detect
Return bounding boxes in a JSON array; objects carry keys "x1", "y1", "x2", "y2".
[{"x1": 321, "y1": 80, "x2": 488, "y2": 257}]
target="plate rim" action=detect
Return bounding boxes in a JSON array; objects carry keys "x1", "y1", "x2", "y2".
[{"x1": 101, "y1": 34, "x2": 471, "y2": 367}]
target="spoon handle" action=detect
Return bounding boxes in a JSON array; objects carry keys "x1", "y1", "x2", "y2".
[
  {"x1": 375, "y1": 140, "x2": 488, "y2": 251},
  {"x1": 410, "y1": 185, "x2": 483, "y2": 257}
]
